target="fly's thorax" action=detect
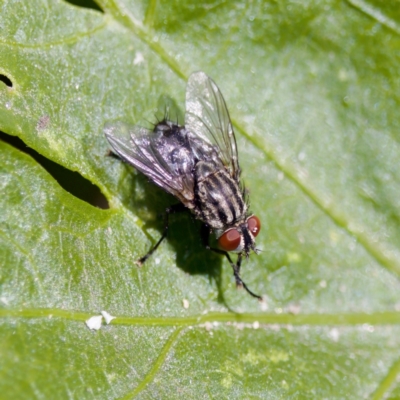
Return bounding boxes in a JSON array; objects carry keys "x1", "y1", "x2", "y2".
[{"x1": 193, "y1": 160, "x2": 247, "y2": 230}]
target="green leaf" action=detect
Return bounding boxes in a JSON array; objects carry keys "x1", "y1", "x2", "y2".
[{"x1": 1, "y1": 0, "x2": 400, "y2": 397}]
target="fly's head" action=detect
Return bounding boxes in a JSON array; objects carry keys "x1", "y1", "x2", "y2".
[
  {"x1": 153, "y1": 118, "x2": 182, "y2": 137},
  {"x1": 217, "y1": 215, "x2": 261, "y2": 257}
]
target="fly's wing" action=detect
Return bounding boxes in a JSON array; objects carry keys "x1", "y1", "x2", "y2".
[
  {"x1": 185, "y1": 71, "x2": 240, "y2": 182},
  {"x1": 104, "y1": 121, "x2": 194, "y2": 206}
]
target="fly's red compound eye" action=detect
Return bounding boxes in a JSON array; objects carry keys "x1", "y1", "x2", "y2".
[
  {"x1": 247, "y1": 215, "x2": 261, "y2": 237},
  {"x1": 218, "y1": 229, "x2": 241, "y2": 251}
]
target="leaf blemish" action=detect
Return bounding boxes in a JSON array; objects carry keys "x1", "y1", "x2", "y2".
[
  {"x1": 37, "y1": 115, "x2": 50, "y2": 131},
  {"x1": 0, "y1": 131, "x2": 110, "y2": 209},
  {"x1": 0, "y1": 74, "x2": 13, "y2": 88},
  {"x1": 63, "y1": 0, "x2": 104, "y2": 13}
]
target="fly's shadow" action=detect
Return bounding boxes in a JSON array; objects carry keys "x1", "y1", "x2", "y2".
[
  {"x1": 125, "y1": 168, "x2": 225, "y2": 303},
  {"x1": 107, "y1": 96, "x2": 226, "y2": 303}
]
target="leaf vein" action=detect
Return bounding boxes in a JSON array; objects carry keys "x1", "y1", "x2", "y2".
[
  {"x1": 120, "y1": 327, "x2": 183, "y2": 399},
  {"x1": 371, "y1": 356, "x2": 400, "y2": 400},
  {"x1": 0, "y1": 20, "x2": 107, "y2": 49},
  {"x1": 346, "y1": 0, "x2": 400, "y2": 36},
  {"x1": 1, "y1": 308, "x2": 400, "y2": 326}
]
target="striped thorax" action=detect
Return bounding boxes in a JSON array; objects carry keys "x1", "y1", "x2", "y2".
[
  {"x1": 193, "y1": 160, "x2": 259, "y2": 255},
  {"x1": 194, "y1": 160, "x2": 247, "y2": 229}
]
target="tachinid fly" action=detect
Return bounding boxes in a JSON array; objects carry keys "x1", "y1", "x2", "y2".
[{"x1": 104, "y1": 72, "x2": 262, "y2": 299}]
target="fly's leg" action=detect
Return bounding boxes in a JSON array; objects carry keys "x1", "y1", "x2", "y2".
[
  {"x1": 232, "y1": 254, "x2": 262, "y2": 300},
  {"x1": 200, "y1": 224, "x2": 262, "y2": 300},
  {"x1": 135, "y1": 203, "x2": 186, "y2": 266}
]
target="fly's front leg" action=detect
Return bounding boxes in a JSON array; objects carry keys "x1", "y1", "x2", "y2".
[
  {"x1": 232, "y1": 255, "x2": 262, "y2": 300},
  {"x1": 201, "y1": 224, "x2": 262, "y2": 300},
  {"x1": 135, "y1": 203, "x2": 186, "y2": 266}
]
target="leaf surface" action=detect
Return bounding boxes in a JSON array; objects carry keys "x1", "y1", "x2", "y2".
[{"x1": 1, "y1": 0, "x2": 400, "y2": 398}]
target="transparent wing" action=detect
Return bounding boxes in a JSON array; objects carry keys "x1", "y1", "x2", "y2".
[
  {"x1": 185, "y1": 71, "x2": 240, "y2": 181},
  {"x1": 104, "y1": 121, "x2": 194, "y2": 206}
]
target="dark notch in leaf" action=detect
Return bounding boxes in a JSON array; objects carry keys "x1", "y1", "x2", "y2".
[
  {"x1": 0, "y1": 131, "x2": 109, "y2": 209},
  {"x1": 63, "y1": 0, "x2": 103, "y2": 13},
  {"x1": 0, "y1": 74, "x2": 13, "y2": 87}
]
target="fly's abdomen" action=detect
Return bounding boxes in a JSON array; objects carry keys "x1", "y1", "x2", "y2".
[{"x1": 194, "y1": 161, "x2": 247, "y2": 230}]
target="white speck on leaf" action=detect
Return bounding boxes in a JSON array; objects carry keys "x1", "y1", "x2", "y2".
[
  {"x1": 134, "y1": 52, "x2": 144, "y2": 65},
  {"x1": 259, "y1": 300, "x2": 268, "y2": 311},
  {"x1": 363, "y1": 324, "x2": 375, "y2": 333},
  {"x1": 204, "y1": 321, "x2": 212, "y2": 331},
  {"x1": 287, "y1": 303, "x2": 301, "y2": 315},
  {"x1": 101, "y1": 311, "x2": 116, "y2": 324},
  {"x1": 182, "y1": 299, "x2": 189, "y2": 309},
  {"x1": 328, "y1": 328, "x2": 340, "y2": 342},
  {"x1": 298, "y1": 151, "x2": 306, "y2": 161},
  {"x1": 85, "y1": 315, "x2": 103, "y2": 330}
]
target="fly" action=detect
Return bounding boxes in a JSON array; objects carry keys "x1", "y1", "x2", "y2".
[{"x1": 104, "y1": 72, "x2": 262, "y2": 299}]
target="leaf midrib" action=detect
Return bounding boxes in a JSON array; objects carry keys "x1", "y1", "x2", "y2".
[{"x1": 1, "y1": 308, "x2": 400, "y2": 325}]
